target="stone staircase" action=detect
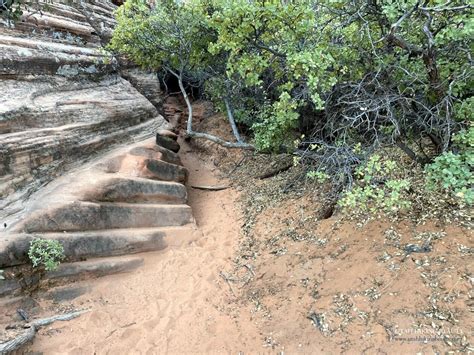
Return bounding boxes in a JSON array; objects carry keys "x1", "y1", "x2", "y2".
[
  {"x1": 0, "y1": 0, "x2": 198, "y2": 297},
  {"x1": 0, "y1": 135, "x2": 197, "y2": 295}
]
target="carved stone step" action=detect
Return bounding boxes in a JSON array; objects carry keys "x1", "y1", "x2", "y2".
[
  {"x1": 47, "y1": 255, "x2": 144, "y2": 282},
  {"x1": 83, "y1": 177, "x2": 187, "y2": 204},
  {"x1": 128, "y1": 145, "x2": 182, "y2": 166},
  {"x1": 16, "y1": 202, "x2": 193, "y2": 233},
  {"x1": 97, "y1": 155, "x2": 187, "y2": 183},
  {"x1": 0, "y1": 256, "x2": 146, "y2": 297},
  {"x1": 0, "y1": 226, "x2": 198, "y2": 268}
]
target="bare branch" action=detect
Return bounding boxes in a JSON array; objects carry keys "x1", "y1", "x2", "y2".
[
  {"x1": 420, "y1": 2, "x2": 473, "y2": 12},
  {"x1": 389, "y1": 1, "x2": 421, "y2": 36},
  {"x1": 224, "y1": 97, "x2": 243, "y2": 143}
]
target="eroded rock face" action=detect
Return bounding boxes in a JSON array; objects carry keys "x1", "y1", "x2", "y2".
[
  {"x1": 121, "y1": 68, "x2": 164, "y2": 111},
  {"x1": 0, "y1": 0, "x2": 166, "y2": 218},
  {"x1": 0, "y1": 2, "x2": 198, "y2": 291}
]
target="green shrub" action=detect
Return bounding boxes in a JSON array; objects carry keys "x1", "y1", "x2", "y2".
[
  {"x1": 307, "y1": 170, "x2": 330, "y2": 184},
  {"x1": 252, "y1": 93, "x2": 300, "y2": 152},
  {"x1": 425, "y1": 128, "x2": 474, "y2": 205},
  {"x1": 28, "y1": 238, "x2": 65, "y2": 272},
  {"x1": 339, "y1": 155, "x2": 412, "y2": 215},
  {"x1": 110, "y1": 0, "x2": 472, "y2": 219}
]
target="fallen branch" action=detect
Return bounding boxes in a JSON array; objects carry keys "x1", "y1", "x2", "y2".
[
  {"x1": 0, "y1": 310, "x2": 89, "y2": 353},
  {"x1": 32, "y1": 310, "x2": 89, "y2": 327},
  {"x1": 186, "y1": 131, "x2": 254, "y2": 150},
  {"x1": 219, "y1": 271, "x2": 236, "y2": 297},
  {"x1": 191, "y1": 185, "x2": 230, "y2": 191},
  {"x1": 0, "y1": 326, "x2": 35, "y2": 354},
  {"x1": 258, "y1": 161, "x2": 293, "y2": 179}
]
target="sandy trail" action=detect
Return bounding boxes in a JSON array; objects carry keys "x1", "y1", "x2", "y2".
[{"x1": 31, "y1": 142, "x2": 260, "y2": 354}]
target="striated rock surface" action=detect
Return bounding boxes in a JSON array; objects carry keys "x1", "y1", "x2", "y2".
[
  {"x1": 0, "y1": 1, "x2": 198, "y2": 294},
  {"x1": 0, "y1": 0, "x2": 167, "y2": 219},
  {"x1": 121, "y1": 68, "x2": 164, "y2": 111}
]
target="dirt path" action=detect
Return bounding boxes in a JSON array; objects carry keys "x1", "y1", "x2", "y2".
[
  {"x1": 29, "y1": 141, "x2": 261, "y2": 354},
  {"x1": 4, "y1": 99, "x2": 470, "y2": 354}
]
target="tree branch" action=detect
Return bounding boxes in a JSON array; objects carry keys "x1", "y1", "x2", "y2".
[
  {"x1": 420, "y1": 2, "x2": 473, "y2": 12},
  {"x1": 386, "y1": 1, "x2": 424, "y2": 55},
  {"x1": 167, "y1": 67, "x2": 254, "y2": 150}
]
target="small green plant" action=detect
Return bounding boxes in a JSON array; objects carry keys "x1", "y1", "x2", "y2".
[
  {"x1": 307, "y1": 170, "x2": 330, "y2": 184},
  {"x1": 0, "y1": 0, "x2": 23, "y2": 21},
  {"x1": 339, "y1": 154, "x2": 412, "y2": 215},
  {"x1": 425, "y1": 128, "x2": 474, "y2": 205},
  {"x1": 28, "y1": 238, "x2": 65, "y2": 272},
  {"x1": 0, "y1": 269, "x2": 4, "y2": 280}
]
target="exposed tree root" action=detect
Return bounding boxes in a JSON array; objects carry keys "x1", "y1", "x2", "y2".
[
  {"x1": 186, "y1": 131, "x2": 254, "y2": 149},
  {"x1": 165, "y1": 66, "x2": 255, "y2": 150},
  {"x1": 258, "y1": 162, "x2": 293, "y2": 179},
  {"x1": 0, "y1": 310, "x2": 89, "y2": 354}
]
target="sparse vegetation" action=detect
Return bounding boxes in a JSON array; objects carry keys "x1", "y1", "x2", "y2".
[
  {"x1": 426, "y1": 127, "x2": 474, "y2": 205},
  {"x1": 339, "y1": 154, "x2": 412, "y2": 215}
]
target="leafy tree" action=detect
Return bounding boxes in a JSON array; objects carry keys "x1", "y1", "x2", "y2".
[
  {"x1": 110, "y1": 0, "x2": 252, "y2": 148},
  {"x1": 313, "y1": 0, "x2": 473, "y2": 153},
  {"x1": 207, "y1": 0, "x2": 337, "y2": 151},
  {"x1": 111, "y1": 0, "x2": 472, "y2": 206},
  {"x1": 293, "y1": 0, "x2": 473, "y2": 194}
]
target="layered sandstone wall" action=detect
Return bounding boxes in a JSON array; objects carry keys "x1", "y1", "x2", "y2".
[{"x1": 0, "y1": 0, "x2": 166, "y2": 220}]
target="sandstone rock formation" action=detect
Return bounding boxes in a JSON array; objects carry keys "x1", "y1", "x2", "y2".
[
  {"x1": 0, "y1": 1, "x2": 197, "y2": 293},
  {"x1": 0, "y1": 1, "x2": 166, "y2": 221},
  {"x1": 0, "y1": 138, "x2": 195, "y2": 271}
]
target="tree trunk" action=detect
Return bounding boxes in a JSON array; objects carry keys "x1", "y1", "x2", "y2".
[
  {"x1": 167, "y1": 68, "x2": 254, "y2": 150},
  {"x1": 224, "y1": 97, "x2": 243, "y2": 143},
  {"x1": 176, "y1": 74, "x2": 193, "y2": 134}
]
